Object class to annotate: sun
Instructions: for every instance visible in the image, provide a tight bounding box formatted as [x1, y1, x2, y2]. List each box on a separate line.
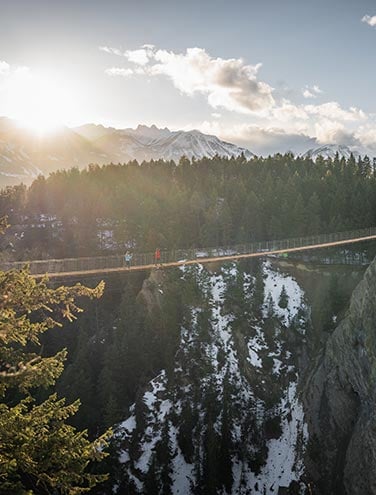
[7, 71, 75, 136]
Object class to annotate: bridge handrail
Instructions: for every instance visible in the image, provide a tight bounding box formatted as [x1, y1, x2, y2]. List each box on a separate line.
[1, 226, 376, 276]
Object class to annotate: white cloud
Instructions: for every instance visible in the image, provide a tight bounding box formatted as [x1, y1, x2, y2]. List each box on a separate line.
[103, 45, 275, 114]
[362, 14, 376, 27]
[354, 124, 376, 151]
[0, 61, 30, 94]
[194, 120, 317, 155]
[303, 89, 314, 98]
[99, 46, 123, 56]
[125, 47, 154, 66]
[0, 61, 10, 76]
[304, 102, 366, 122]
[271, 99, 309, 123]
[302, 84, 323, 98]
[100, 44, 155, 65]
[101, 44, 373, 150]
[315, 120, 348, 144]
[150, 47, 274, 114]
[105, 67, 134, 77]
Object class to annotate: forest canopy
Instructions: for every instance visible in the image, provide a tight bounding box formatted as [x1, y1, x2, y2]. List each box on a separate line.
[0, 152, 375, 259]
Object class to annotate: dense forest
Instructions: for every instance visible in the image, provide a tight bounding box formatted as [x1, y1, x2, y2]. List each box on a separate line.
[1, 153, 376, 493]
[0, 152, 376, 260]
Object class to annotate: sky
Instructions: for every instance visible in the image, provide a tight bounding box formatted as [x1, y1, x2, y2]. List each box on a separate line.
[1, 0, 376, 154]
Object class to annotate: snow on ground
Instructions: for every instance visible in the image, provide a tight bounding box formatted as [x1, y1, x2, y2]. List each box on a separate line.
[262, 382, 306, 487]
[170, 425, 195, 494]
[263, 260, 305, 324]
[209, 265, 240, 379]
[234, 381, 307, 494]
[116, 261, 308, 494]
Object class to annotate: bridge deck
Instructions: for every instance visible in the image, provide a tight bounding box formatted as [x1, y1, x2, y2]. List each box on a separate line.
[0, 228, 376, 278]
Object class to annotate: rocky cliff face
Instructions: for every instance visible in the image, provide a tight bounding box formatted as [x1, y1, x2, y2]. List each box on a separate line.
[304, 257, 376, 494]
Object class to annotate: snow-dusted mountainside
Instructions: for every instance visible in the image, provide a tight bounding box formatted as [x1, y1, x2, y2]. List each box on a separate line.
[0, 119, 255, 185]
[301, 144, 360, 161]
[81, 124, 255, 162]
[112, 261, 309, 494]
[0, 118, 112, 185]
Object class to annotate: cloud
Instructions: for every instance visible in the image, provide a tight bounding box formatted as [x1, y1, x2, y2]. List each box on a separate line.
[150, 47, 275, 114]
[102, 45, 275, 114]
[195, 120, 318, 156]
[354, 124, 376, 151]
[125, 46, 154, 66]
[304, 102, 365, 122]
[302, 84, 323, 98]
[0, 61, 10, 76]
[303, 89, 314, 98]
[101, 44, 373, 150]
[271, 99, 309, 124]
[362, 14, 376, 27]
[0, 61, 30, 93]
[314, 119, 361, 146]
[100, 44, 155, 65]
[105, 67, 134, 77]
[99, 46, 123, 56]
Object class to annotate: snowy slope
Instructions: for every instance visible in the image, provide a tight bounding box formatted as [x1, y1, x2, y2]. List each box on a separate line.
[89, 125, 255, 162]
[114, 261, 309, 494]
[0, 118, 112, 185]
[301, 144, 360, 161]
[144, 128, 255, 161]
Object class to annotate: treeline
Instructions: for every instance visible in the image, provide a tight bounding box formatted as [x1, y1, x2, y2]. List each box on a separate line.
[1, 152, 376, 258]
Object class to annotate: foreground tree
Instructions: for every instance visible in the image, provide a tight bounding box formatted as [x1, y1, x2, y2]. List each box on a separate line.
[0, 218, 110, 494]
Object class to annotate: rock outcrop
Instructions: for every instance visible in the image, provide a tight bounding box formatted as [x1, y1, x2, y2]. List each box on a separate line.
[304, 257, 376, 494]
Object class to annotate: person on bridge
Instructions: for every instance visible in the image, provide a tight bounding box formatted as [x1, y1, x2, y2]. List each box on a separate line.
[154, 248, 161, 267]
[124, 251, 132, 269]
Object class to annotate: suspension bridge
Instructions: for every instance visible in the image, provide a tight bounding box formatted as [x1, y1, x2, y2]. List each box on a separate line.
[1, 226, 376, 279]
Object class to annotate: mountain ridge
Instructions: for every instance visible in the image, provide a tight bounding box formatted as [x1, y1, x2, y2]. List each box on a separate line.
[301, 144, 361, 161]
[0, 119, 255, 186]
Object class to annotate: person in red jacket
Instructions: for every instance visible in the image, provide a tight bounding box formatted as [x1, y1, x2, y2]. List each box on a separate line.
[154, 248, 161, 266]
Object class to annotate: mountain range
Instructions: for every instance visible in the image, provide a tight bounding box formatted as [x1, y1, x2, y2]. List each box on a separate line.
[0, 118, 254, 186]
[0, 117, 371, 186]
[301, 144, 361, 161]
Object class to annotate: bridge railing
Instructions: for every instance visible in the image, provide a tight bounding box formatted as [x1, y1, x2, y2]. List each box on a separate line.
[1, 226, 376, 276]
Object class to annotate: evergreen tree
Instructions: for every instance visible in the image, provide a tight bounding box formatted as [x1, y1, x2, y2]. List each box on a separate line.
[218, 372, 233, 493]
[0, 221, 109, 493]
[156, 421, 173, 495]
[251, 260, 264, 318]
[265, 292, 275, 318]
[278, 285, 289, 309]
[178, 400, 195, 463]
[144, 455, 160, 495]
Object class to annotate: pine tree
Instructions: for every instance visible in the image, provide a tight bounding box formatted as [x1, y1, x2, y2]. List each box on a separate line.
[218, 372, 233, 493]
[156, 421, 173, 495]
[278, 285, 289, 309]
[178, 400, 195, 463]
[265, 292, 275, 318]
[251, 260, 264, 318]
[0, 219, 109, 493]
[144, 455, 160, 495]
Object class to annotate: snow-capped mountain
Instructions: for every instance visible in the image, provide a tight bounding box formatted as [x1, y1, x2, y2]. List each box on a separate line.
[301, 144, 361, 161]
[78, 124, 255, 162]
[0, 119, 255, 186]
[0, 118, 113, 186]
